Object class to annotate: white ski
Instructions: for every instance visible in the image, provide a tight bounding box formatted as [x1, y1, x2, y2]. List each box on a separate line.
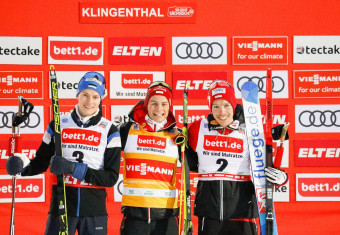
[241, 81, 278, 235]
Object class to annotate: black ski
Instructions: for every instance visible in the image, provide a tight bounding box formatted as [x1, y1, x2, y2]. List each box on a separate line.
[49, 65, 68, 235]
[178, 82, 193, 235]
[265, 69, 274, 235]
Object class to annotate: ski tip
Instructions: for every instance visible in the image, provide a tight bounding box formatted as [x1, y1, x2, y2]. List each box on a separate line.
[241, 81, 258, 103]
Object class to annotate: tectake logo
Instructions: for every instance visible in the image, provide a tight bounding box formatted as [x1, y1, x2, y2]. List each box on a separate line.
[137, 135, 167, 149]
[172, 37, 227, 65]
[0, 37, 42, 65]
[294, 36, 340, 63]
[296, 46, 304, 54]
[111, 105, 134, 126]
[109, 37, 165, 65]
[203, 135, 243, 153]
[48, 36, 104, 65]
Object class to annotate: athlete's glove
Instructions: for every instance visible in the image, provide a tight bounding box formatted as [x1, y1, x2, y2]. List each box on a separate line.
[6, 153, 30, 175]
[50, 156, 88, 181]
[264, 166, 288, 185]
[12, 98, 34, 127]
[233, 104, 245, 124]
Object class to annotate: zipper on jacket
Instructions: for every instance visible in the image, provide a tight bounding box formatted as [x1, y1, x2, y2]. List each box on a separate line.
[220, 180, 223, 221]
[77, 188, 80, 217]
[148, 207, 151, 224]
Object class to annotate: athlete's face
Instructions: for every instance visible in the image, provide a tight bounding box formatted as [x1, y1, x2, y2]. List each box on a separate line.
[77, 89, 101, 117]
[211, 99, 234, 128]
[147, 95, 170, 123]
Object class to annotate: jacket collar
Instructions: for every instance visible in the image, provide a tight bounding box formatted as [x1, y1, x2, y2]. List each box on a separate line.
[128, 101, 176, 132]
[207, 113, 240, 135]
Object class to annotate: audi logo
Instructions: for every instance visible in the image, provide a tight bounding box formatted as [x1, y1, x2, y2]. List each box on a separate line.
[0, 111, 41, 128]
[175, 42, 224, 59]
[236, 76, 285, 93]
[298, 110, 340, 127]
[117, 180, 123, 195]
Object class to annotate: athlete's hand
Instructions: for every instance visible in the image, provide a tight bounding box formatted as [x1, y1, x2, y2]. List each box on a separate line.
[265, 167, 288, 185]
[6, 153, 30, 175]
[50, 156, 75, 175]
[50, 156, 88, 181]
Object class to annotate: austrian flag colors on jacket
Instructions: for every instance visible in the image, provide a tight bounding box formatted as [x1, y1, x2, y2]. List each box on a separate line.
[122, 123, 179, 208]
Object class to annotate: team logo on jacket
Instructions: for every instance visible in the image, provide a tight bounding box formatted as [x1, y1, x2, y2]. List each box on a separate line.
[137, 135, 167, 149]
[203, 135, 243, 153]
[62, 128, 101, 146]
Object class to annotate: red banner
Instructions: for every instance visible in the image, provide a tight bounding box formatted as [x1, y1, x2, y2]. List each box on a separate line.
[79, 1, 196, 24]
[294, 70, 340, 98]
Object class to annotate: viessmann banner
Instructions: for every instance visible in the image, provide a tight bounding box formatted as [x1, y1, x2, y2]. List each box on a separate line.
[79, 1, 196, 24]
[294, 70, 340, 98]
[0, 71, 43, 99]
[232, 36, 288, 65]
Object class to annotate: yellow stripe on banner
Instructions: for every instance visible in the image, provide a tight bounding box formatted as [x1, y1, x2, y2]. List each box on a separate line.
[122, 195, 178, 209]
[129, 127, 178, 138]
[124, 152, 177, 163]
[123, 179, 176, 189]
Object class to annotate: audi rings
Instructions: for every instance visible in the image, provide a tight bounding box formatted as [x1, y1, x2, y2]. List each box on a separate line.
[175, 42, 224, 59]
[0, 111, 40, 128]
[298, 110, 340, 127]
[236, 76, 285, 93]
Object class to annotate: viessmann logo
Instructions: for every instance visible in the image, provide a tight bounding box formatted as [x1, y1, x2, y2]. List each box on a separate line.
[296, 72, 340, 85]
[0, 73, 39, 86]
[237, 41, 283, 51]
[48, 36, 104, 65]
[203, 135, 243, 153]
[125, 158, 175, 183]
[137, 135, 167, 149]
